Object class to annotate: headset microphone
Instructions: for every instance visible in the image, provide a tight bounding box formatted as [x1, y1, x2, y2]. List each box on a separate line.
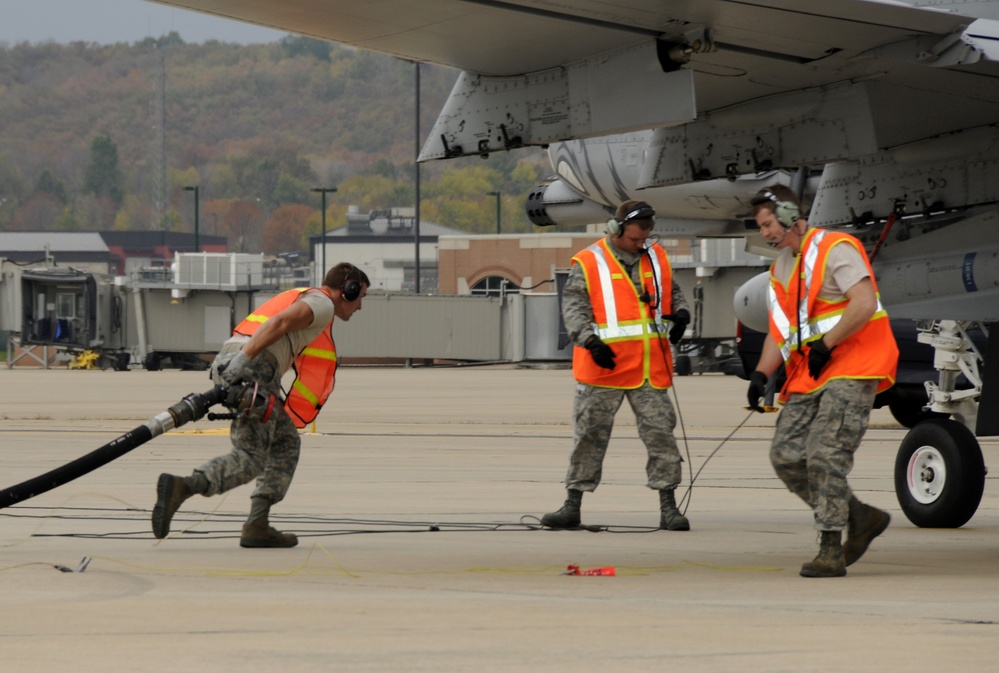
[767, 226, 790, 249]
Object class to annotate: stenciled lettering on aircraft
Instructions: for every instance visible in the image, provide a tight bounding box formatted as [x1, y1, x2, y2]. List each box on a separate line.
[963, 252, 978, 292]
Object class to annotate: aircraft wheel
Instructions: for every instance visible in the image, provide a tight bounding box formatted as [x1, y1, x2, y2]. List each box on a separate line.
[674, 355, 692, 376]
[894, 419, 985, 528]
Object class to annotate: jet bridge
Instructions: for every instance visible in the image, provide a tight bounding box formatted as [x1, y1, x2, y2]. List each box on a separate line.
[5, 253, 275, 370]
[15, 267, 130, 369]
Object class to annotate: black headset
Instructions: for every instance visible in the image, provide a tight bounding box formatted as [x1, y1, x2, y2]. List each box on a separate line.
[754, 190, 800, 229]
[341, 264, 362, 302]
[606, 202, 656, 237]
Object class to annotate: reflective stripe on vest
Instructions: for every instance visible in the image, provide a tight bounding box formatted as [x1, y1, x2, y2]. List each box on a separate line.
[235, 287, 312, 334]
[591, 245, 667, 340]
[286, 339, 339, 426]
[768, 230, 825, 360]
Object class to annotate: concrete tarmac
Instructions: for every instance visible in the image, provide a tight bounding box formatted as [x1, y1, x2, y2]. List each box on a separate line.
[1, 364, 997, 672]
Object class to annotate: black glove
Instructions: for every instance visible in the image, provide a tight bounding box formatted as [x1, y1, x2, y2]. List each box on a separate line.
[808, 337, 833, 379]
[584, 335, 616, 370]
[668, 309, 690, 345]
[747, 371, 768, 413]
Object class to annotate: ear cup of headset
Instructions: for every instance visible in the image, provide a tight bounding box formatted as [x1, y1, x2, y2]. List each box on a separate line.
[753, 189, 800, 229]
[775, 200, 800, 229]
[342, 278, 361, 302]
[606, 218, 622, 237]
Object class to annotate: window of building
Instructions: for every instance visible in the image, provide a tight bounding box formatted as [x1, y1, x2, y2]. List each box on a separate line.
[470, 276, 519, 297]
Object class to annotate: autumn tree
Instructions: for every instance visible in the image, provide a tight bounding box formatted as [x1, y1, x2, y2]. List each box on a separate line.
[263, 204, 315, 254]
[0, 40, 548, 236]
[279, 35, 331, 62]
[201, 199, 233, 239]
[225, 144, 317, 210]
[421, 164, 502, 232]
[113, 194, 152, 231]
[10, 193, 63, 231]
[76, 193, 119, 230]
[222, 198, 267, 252]
[272, 172, 311, 206]
[83, 134, 125, 208]
[33, 170, 67, 203]
[335, 173, 412, 213]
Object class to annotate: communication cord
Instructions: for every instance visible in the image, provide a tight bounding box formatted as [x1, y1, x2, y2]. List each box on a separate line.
[644, 237, 700, 516]
[645, 245, 761, 516]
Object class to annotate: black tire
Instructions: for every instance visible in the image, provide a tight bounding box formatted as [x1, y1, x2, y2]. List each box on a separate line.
[674, 354, 692, 376]
[112, 352, 131, 372]
[894, 419, 986, 528]
[144, 353, 162, 372]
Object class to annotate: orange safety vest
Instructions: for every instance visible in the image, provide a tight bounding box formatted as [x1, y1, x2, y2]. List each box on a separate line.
[234, 287, 337, 428]
[572, 238, 674, 389]
[768, 228, 898, 402]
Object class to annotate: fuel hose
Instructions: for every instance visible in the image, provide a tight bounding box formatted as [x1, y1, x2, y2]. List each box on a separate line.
[0, 386, 225, 509]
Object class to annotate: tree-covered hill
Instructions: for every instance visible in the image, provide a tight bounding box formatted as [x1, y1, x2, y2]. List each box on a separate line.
[0, 34, 550, 252]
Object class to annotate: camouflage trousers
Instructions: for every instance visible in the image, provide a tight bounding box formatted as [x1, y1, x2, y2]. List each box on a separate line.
[197, 351, 300, 504]
[771, 378, 877, 531]
[565, 381, 682, 492]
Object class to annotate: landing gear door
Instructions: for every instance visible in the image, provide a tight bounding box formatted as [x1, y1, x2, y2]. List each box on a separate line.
[976, 322, 999, 437]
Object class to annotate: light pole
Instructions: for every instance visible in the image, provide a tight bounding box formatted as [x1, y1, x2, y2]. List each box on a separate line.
[183, 185, 199, 252]
[487, 191, 501, 234]
[414, 61, 421, 294]
[312, 187, 337, 275]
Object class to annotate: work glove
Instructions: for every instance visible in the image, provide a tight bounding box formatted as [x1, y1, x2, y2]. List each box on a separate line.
[807, 337, 833, 380]
[668, 309, 690, 345]
[220, 350, 251, 386]
[746, 371, 768, 413]
[584, 334, 616, 370]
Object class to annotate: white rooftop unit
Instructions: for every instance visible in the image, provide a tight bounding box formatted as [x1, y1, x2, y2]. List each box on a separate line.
[172, 252, 265, 290]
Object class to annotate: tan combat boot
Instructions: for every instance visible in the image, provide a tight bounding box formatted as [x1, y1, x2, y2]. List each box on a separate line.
[152, 473, 193, 539]
[240, 516, 298, 548]
[844, 497, 890, 566]
[800, 530, 847, 578]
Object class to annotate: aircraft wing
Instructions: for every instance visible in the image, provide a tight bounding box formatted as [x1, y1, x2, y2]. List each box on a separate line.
[149, 2, 999, 174]
[146, 1, 984, 78]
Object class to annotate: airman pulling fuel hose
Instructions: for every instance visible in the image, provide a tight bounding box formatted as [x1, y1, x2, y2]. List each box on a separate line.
[0, 385, 227, 509]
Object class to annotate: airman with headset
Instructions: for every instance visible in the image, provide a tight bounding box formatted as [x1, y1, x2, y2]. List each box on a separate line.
[748, 185, 897, 577]
[152, 262, 370, 548]
[541, 199, 693, 531]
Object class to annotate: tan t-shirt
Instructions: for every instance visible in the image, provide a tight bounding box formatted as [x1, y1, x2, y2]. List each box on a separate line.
[771, 236, 869, 301]
[220, 290, 335, 374]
